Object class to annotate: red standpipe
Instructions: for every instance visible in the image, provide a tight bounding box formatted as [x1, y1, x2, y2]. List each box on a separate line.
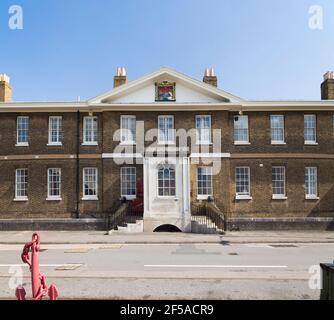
[15, 232, 59, 300]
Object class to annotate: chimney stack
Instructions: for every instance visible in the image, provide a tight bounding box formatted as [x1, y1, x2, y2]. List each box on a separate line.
[114, 67, 127, 88]
[203, 68, 218, 87]
[0, 74, 12, 102]
[321, 71, 334, 100]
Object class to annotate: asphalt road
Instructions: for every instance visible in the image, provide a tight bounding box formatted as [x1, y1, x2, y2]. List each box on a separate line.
[0, 242, 332, 300]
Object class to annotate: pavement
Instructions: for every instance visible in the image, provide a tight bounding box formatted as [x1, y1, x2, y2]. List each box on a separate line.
[0, 230, 333, 245]
[0, 241, 332, 300]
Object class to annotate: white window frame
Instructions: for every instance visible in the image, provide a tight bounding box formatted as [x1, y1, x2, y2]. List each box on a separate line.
[16, 116, 29, 147]
[234, 115, 250, 145]
[15, 168, 28, 201]
[121, 167, 137, 200]
[83, 116, 98, 145]
[196, 115, 212, 145]
[304, 115, 317, 145]
[157, 165, 176, 198]
[197, 167, 213, 200]
[48, 116, 62, 146]
[82, 168, 98, 200]
[270, 115, 285, 144]
[272, 166, 287, 200]
[120, 115, 136, 145]
[305, 167, 319, 200]
[158, 115, 175, 145]
[235, 167, 252, 200]
[47, 168, 62, 201]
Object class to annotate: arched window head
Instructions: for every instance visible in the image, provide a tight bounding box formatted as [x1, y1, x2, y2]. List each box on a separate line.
[158, 165, 176, 197]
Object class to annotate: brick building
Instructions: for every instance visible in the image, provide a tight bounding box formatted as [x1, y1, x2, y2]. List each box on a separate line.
[0, 68, 334, 231]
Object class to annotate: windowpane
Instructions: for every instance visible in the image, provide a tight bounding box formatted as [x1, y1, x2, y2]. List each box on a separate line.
[48, 168, 61, 198]
[304, 115, 316, 142]
[17, 116, 29, 144]
[84, 117, 98, 143]
[158, 116, 174, 144]
[49, 116, 62, 144]
[271, 115, 284, 142]
[236, 167, 250, 196]
[15, 169, 28, 198]
[305, 167, 317, 197]
[158, 165, 176, 196]
[234, 116, 249, 143]
[272, 167, 286, 196]
[197, 167, 213, 196]
[121, 167, 136, 197]
[121, 116, 136, 143]
[196, 115, 211, 144]
[83, 168, 98, 197]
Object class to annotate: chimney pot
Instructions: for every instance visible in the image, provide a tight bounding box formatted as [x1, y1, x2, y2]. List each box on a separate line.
[203, 67, 218, 87]
[114, 67, 128, 88]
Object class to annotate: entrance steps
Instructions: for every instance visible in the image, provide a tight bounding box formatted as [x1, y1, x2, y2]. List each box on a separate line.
[108, 217, 143, 234]
[191, 216, 224, 234]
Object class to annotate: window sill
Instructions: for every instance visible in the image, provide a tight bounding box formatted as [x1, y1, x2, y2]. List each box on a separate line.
[272, 195, 288, 200]
[234, 142, 251, 145]
[46, 197, 62, 201]
[82, 142, 98, 146]
[271, 141, 286, 145]
[235, 195, 253, 201]
[120, 142, 136, 146]
[14, 197, 28, 202]
[82, 197, 99, 201]
[305, 195, 320, 200]
[121, 195, 137, 200]
[305, 141, 318, 145]
[47, 143, 63, 147]
[197, 195, 213, 200]
[15, 143, 29, 147]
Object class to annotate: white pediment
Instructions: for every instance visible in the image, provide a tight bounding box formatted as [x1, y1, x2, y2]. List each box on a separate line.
[88, 67, 243, 105]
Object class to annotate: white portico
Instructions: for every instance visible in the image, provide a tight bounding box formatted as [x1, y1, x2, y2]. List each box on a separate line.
[143, 157, 191, 232]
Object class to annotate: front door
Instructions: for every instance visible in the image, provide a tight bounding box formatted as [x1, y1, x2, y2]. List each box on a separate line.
[143, 157, 191, 232]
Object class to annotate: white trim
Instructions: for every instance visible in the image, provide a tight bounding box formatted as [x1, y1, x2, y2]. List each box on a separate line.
[272, 195, 288, 200]
[305, 195, 320, 200]
[47, 142, 63, 147]
[15, 143, 29, 147]
[304, 141, 318, 145]
[14, 197, 28, 202]
[46, 197, 62, 201]
[235, 195, 253, 200]
[197, 195, 213, 200]
[271, 141, 286, 145]
[82, 142, 98, 146]
[82, 196, 99, 201]
[102, 153, 143, 159]
[190, 153, 231, 158]
[234, 141, 251, 145]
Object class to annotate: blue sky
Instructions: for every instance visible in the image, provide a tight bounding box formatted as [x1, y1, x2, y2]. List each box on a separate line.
[0, 0, 333, 101]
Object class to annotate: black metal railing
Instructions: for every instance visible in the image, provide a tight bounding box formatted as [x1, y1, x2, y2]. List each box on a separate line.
[191, 202, 226, 232]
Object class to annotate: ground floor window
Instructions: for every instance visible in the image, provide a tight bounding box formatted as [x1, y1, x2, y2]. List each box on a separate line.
[83, 168, 98, 200]
[47, 168, 61, 200]
[121, 167, 136, 199]
[197, 167, 213, 199]
[158, 165, 176, 197]
[15, 169, 28, 200]
[272, 166, 286, 199]
[305, 167, 318, 199]
[235, 167, 251, 198]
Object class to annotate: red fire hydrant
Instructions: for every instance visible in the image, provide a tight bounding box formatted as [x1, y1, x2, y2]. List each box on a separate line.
[15, 232, 59, 300]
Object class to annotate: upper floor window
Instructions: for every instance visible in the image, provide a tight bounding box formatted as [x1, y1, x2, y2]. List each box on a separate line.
[16, 116, 29, 146]
[197, 167, 213, 199]
[158, 165, 176, 197]
[121, 167, 136, 199]
[158, 115, 175, 144]
[234, 115, 249, 144]
[272, 166, 286, 199]
[47, 168, 61, 200]
[235, 167, 251, 199]
[83, 168, 98, 200]
[83, 116, 98, 145]
[48, 116, 62, 145]
[121, 115, 136, 144]
[15, 168, 28, 201]
[304, 115, 317, 144]
[270, 115, 285, 144]
[196, 115, 212, 144]
[305, 167, 318, 200]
